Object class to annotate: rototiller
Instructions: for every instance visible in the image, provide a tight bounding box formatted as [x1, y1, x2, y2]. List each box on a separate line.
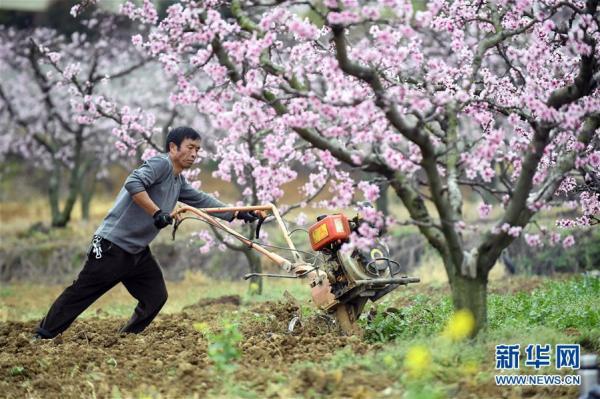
[172, 204, 420, 334]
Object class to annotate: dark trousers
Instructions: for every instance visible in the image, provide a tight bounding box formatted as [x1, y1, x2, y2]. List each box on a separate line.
[35, 237, 168, 338]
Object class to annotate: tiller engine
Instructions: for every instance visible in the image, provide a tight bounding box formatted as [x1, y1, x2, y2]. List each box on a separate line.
[172, 204, 419, 335]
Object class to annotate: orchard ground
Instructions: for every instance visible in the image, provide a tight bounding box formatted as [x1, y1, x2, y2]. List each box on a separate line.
[1, 272, 598, 399]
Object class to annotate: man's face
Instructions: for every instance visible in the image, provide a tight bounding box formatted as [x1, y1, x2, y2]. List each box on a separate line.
[170, 138, 201, 169]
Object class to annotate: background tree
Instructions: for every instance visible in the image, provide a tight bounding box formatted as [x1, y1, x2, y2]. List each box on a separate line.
[0, 14, 153, 227]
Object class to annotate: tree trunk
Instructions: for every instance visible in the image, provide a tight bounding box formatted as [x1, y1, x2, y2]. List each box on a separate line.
[50, 134, 86, 228]
[376, 181, 389, 216]
[243, 248, 263, 295]
[376, 181, 389, 233]
[81, 187, 93, 220]
[449, 272, 488, 336]
[56, 170, 81, 227]
[51, 165, 82, 227]
[49, 159, 63, 227]
[80, 167, 97, 221]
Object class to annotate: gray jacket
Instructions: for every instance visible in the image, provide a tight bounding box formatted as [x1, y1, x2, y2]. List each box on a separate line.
[95, 154, 234, 254]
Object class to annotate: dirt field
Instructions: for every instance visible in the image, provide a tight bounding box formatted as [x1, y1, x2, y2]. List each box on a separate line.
[1, 323, 575, 399]
[1, 285, 581, 399]
[0, 295, 383, 398]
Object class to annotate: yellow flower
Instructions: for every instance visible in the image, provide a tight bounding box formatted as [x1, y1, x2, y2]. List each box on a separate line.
[193, 322, 210, 334]
[404, 345, 431, 377]
[442, 309, 475, 341]
[249, 282, 260, 294]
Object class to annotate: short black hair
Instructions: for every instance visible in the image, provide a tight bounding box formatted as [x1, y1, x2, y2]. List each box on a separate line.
[165, 126, 201, 152]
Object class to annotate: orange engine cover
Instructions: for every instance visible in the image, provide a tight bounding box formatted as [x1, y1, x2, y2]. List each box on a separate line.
[308, 214, 351, 251]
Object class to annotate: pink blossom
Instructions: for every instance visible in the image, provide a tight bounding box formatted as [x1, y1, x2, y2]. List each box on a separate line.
[549, 232, 561, 246]
[342, 0, 358, 7]
[328, 11, 360, 25]
[558, 176, 577, 194]
[562, 235, 575, 249]
[362, 6, 380, 20]
[47, 52, 61, 63]
[478, 203, 492, 218]
[580, 192, 600, 216]
[341, 233, 374, 255]
[508, 226, 522, 237]
[357, 181, 380, 202]
[119, 2, 135, 18]
[70, 4, 81, 17]
[131, 34, 143, 48]
[141, 148, 159, 161]
[323, 175, 355, 209]
[120, 0, 158, 25]
[302, 171, 327, 197]
[115, 141, 128, 154]
[63, 63, 81, 80]
[288, 18, 319, 40]
[481, 167, 495, 182]
[556, 219, 574, 228]
[319, 150, 340, 170]
[524, 233, 543, 247]
[350, 152, 363, 165]
[588, 151, 600, 168]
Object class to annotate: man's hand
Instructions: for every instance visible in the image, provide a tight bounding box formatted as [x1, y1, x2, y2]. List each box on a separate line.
[235, 210, 260, 223]
[153, 210, 173, 229]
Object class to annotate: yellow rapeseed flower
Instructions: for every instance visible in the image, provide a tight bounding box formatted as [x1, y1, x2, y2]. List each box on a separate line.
[249, 282, 260, 294]
[404, 345, 431, 377]
[193, 321, 210, 335]
[442, 309, 475, 341]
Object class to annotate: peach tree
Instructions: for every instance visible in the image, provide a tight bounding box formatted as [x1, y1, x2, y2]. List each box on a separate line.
[71, 0, 599, 333]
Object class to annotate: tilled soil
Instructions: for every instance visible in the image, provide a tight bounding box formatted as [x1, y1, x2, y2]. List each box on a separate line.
[0, 296, 380, 398]
[0, 291, 579, 399]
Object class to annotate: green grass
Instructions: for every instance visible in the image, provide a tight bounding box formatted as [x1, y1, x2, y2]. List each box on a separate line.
[361, 293, 454, 341]
[224, 276, 597, 398]
[488, 277, 600, 331]
[359, 276, 600, 344]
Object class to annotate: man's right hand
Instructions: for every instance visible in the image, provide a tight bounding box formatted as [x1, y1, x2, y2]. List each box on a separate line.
[235, 210, 260, 223]
[153, 210, 173, 229]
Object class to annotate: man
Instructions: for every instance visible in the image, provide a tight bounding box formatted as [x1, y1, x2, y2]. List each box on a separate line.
[34, 126, 259, 339]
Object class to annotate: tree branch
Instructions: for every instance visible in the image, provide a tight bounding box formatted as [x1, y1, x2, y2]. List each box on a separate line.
[330, 23, 462, 269]
[476, 1, 599, 272]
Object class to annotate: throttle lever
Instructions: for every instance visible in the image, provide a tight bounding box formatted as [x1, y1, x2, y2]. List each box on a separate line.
[255, 216, 266, 239]
[172, 218, 181, 241]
